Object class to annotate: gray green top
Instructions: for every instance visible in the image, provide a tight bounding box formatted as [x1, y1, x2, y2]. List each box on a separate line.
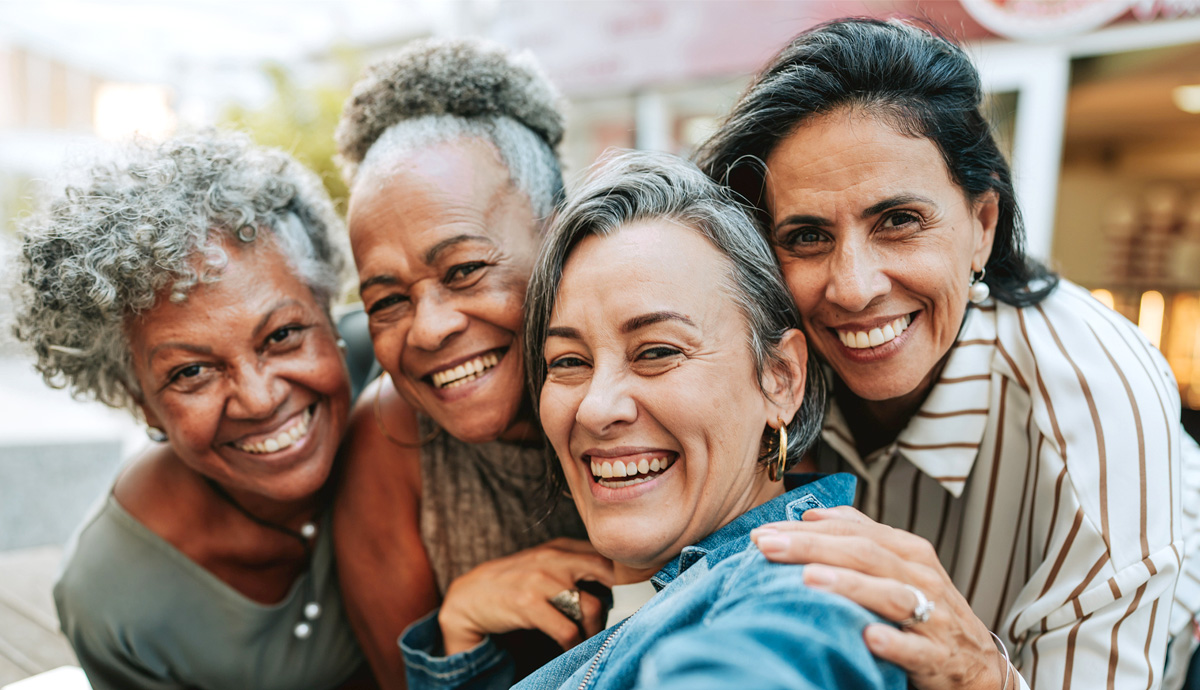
[54, 493, 363, 690]
[418, 415, 587, 594]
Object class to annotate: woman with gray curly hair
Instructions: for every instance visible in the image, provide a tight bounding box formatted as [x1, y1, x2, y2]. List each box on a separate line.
[331, 38, 608, 687]
[12, 132, 368, 689]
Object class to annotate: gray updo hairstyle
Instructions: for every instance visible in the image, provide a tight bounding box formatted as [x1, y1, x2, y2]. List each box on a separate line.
[335, 37, 565, 220]
[524, 150, 827, 488]
[10, 131, 349, 413]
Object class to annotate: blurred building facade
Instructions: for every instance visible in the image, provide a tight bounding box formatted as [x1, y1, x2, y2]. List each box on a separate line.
[472, 0, 1200, 411]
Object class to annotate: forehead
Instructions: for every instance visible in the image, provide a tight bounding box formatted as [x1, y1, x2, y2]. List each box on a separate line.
[552, 220, 735, 326]
[764, 112, 957, 204]
[347, 138, 532, 254]
[127, 242, 315, 346]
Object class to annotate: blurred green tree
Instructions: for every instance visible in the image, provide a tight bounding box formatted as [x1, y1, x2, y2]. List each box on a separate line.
[221, 48, 360, 215]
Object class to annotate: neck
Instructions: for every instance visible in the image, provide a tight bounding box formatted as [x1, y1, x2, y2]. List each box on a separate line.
[497, 398, 542, 445]
[836, 354, 949, 458]
[611, 474, 785, 586]
[206, 476, 324, 531]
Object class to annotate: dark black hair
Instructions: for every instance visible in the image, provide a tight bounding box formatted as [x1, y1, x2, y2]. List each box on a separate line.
[696, 17, 1057, 307]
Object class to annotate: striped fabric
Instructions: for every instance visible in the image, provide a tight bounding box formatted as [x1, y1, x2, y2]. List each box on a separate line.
[813, 280, 1199, 690]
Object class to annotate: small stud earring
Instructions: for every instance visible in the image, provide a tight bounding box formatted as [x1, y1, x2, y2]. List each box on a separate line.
[336, 338, 347, 352]
[969, 268, 990, 304]
[146, 427, 168, 443]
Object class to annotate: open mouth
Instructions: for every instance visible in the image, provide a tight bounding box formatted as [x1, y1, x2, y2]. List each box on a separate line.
[428, 350, 503, 390]
[834, 313, 914, 350]
[234, 404, 314, 455]
[589, 453, 676, 489]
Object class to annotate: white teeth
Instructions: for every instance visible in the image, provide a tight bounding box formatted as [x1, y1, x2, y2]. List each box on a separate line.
[590, 455, 674, 487]
[838, 315, 912, 350]
[237, 407, 312, 454]
[431, 352, 501, 389]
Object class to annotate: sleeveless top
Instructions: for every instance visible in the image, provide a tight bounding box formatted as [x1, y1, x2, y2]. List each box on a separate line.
[417, 415, 588, 594]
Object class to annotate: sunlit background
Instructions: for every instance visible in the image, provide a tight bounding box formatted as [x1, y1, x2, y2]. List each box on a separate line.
[2, 0, 1200, 683]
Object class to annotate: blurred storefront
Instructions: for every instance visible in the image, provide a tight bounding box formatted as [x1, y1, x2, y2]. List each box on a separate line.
[481, 0, 1200, 413]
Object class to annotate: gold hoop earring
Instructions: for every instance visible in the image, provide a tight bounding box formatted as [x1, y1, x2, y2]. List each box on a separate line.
[768, 417, 788, 482]
[373, 374, 442, 448]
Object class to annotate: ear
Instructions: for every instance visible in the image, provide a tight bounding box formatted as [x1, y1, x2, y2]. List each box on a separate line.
[971, 190, 999, 273]
[760, 328, 808, 427]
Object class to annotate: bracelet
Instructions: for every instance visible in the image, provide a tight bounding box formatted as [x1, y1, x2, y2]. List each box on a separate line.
[989, 631, 1012, 690]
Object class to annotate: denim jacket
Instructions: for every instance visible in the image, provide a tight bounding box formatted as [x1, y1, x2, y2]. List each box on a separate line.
[401, 473, 904, 690]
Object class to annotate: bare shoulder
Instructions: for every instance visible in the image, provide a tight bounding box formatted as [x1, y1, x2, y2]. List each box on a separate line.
[111, 444, 206, 546]
[336, 376, 424, 518]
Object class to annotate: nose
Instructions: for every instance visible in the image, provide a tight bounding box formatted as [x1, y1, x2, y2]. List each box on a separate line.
[825, 241, 890, 312]
[407, 289, 469, 352]
[574, 363, 637, 437]
[226, 360, 288, 420]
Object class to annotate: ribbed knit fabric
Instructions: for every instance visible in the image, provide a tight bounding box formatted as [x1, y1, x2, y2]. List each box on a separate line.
[417, 415, 587, 595]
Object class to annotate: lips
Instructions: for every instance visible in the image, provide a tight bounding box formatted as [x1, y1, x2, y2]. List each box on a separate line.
[427, 350, 503, 389]
[834, 313, 913, 350]
[587, 452, 677, 489]
[233, 405, 313, 454]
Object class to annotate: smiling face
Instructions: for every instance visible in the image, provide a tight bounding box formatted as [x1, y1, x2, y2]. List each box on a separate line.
[126, 239, 350, 504]
[539, 220, 788, 580]
[348, 139, 540, 444]
[764, 111, 996, 404]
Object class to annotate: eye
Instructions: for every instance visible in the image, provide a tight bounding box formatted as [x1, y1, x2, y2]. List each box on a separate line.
[367, 293, 409, 315]
[639, 345, 681, 360]
[446, 262, 486, 284]
[171, 364, 204, 382]
[881, 211, 921, 229]
[265, 325, 303, 345]
[548, 355, 589, 370]
[781, 227, 828, 252]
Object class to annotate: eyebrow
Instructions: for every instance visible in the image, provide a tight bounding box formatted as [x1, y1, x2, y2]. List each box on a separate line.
[145, 298, 300, 363]
[424, 234, 494, 265]
[359, 234, 495, 294]
[545, 311, 697, 341]
[773, 194, 937, 232]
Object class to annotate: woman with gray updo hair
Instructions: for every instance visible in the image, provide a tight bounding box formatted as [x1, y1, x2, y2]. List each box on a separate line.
[12, 132, 369, 690]
[331, 38, 598, 688]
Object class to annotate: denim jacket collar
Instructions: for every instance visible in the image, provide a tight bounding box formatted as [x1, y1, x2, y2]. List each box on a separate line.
[650, 473, 857, 590]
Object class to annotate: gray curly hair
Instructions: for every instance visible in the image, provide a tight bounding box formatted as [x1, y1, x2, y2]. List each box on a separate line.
[335, 37, 565, 219]
[10, 131, 349, 413]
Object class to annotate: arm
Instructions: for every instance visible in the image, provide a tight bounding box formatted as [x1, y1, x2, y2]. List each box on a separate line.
[334, 378, 441, 690]
[636, 558, 905, 690]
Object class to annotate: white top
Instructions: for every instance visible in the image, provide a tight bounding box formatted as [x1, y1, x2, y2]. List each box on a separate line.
[605, 580, 657, 629]
[813, 280, 1199, 690]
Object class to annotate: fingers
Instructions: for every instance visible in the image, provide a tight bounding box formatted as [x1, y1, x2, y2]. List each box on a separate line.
[862, 623, 937, 674]
[752, 515, 940, 568]
[578, 590, 606, 639]
[802, 564, 937, 625]
[527, 599, 583, 650]
[753, 528, 912, 579]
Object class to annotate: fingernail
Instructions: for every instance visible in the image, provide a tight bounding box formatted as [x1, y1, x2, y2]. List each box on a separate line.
[803, 565, 835, 587]
[751, 526, 778, 537]
[755, 534, 787, 554]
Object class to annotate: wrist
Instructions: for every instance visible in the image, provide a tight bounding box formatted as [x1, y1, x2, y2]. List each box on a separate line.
[988, 631, 1012, 690]
[437, 608, 484, 656]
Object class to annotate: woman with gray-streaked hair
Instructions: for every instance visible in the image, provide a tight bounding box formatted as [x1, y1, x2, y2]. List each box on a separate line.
[331, 38, 605, 687]
[399, 149, 902, 690]
[10, 132, 369, 690]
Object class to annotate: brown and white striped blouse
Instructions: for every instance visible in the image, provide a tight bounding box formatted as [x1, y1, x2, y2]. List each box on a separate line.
[812, 280, 1199, 690]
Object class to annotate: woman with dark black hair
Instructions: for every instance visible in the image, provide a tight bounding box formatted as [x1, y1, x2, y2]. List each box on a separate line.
[699, 17, 1199, 690]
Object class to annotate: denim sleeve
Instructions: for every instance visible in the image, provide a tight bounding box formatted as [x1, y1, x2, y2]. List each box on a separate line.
[400, 609, 515, 690]
[635, 555, 905, 690]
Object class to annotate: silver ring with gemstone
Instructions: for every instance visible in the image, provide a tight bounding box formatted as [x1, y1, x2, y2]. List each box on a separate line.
[897, 584, 935, 627]
[549, 588, 583, 623]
